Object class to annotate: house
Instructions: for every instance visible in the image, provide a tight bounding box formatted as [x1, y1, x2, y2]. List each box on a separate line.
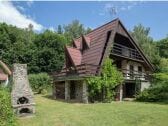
[52, 18, 154, 103]
[0, 60, 12, 86]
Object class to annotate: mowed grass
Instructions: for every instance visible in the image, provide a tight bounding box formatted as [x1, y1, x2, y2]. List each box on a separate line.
[18, 95, 168, 126]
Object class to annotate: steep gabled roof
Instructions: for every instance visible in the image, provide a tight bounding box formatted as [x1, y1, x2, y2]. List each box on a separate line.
[65, 46, 82, 66]
[82, 35, 91, 48]
[116, 20, 154, 71]
[64, 18, 154, 75]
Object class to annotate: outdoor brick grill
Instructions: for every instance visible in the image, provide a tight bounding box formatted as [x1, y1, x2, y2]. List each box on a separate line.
[11, 64, 35, 116]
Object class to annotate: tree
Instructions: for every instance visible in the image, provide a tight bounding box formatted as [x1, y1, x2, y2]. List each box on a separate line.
[130, 24, 160, 70]
[63, 20, 91, 42]
[156, 37, 168, 58]
[33, 30, 67, 73]
[57, 25, 63, 34]
[0, 23, 67, 73]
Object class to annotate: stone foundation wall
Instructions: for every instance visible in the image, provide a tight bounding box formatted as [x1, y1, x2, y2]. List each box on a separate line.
[62, 80, 88, 103]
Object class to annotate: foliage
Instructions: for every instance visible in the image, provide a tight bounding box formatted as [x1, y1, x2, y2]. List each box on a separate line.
[87, 58, 124, 102]
[63, 20, 91, 42]
[0, 23, 67, 73]
[33, 30, 67, 73]
[57, 25, 63, 34]
[156, 37, 168, 58]
[130, 24, 161, 70]
[158, 58, 168, 73]
[0, 87, 16, 126]
[136, 72, 168, 102]
[28, 73, 53, 94]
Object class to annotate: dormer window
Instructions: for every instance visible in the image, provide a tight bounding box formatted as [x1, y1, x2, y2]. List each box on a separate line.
[80, 35, 90, 53]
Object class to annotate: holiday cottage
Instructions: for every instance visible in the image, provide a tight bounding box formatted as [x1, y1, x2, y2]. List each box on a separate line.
[52, 19, 154, 103]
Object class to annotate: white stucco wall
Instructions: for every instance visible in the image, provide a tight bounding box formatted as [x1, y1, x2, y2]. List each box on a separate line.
[121, 60, 146, 80]
[141, 81, 151, 91]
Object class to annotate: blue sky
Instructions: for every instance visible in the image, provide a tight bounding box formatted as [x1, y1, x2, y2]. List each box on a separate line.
[0, 1, 168, 40]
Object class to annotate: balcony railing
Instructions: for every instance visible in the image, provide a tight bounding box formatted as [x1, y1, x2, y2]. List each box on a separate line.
[111, 43, 143, 61]
[53, 64, 150, 81]
[120, 69, 150, 81]
[52, 64, 100, 79]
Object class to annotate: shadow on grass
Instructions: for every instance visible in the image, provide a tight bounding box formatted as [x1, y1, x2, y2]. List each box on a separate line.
[42, 94, 84, 104]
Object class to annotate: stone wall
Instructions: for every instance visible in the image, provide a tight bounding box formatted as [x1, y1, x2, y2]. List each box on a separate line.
[63, 80, 88, 103]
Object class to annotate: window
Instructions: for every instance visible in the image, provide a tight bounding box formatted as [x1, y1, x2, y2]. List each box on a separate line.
[138, 66, 142, 72]
[138, 66, 142, 76]
[130, 65, 134, 72]
[129, 65, 134, 79]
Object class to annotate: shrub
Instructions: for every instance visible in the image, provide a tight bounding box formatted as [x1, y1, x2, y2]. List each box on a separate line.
[87, 58, 124, 102]
[0, 87, 16, 126]
[136, 73, 168, 102]
[28, 73, 53, 94]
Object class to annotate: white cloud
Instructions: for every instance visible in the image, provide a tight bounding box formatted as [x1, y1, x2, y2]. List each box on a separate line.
[0, 1, 43, 31]
[103, 1, 145, 15]
[27, 0, 34, 7]
[17, 5, 25, 12]
[104, 3, 114, 12]
[49, 27, 55, 32]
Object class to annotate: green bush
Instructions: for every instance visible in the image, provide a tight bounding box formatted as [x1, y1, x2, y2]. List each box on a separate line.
[0, 88, 16, 126]
[29, 73, 53, 94]
[87, 58, 124, 102]
[136, 73, 168, 102]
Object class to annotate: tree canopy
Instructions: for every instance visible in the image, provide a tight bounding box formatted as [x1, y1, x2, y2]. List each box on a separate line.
[130, 24, 161, 71]
[63, 20, 91, 42]
[0, 23, 67, 73]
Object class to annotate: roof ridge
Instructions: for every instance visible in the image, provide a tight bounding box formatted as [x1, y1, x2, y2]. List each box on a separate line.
[73, 18, 119, 40]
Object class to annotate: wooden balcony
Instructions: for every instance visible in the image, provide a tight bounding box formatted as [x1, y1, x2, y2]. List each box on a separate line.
[120, 69, 150, 81]
[52, 64, 100, 80]
[111, 43, 143, 62]
[53, 64, 150, 81]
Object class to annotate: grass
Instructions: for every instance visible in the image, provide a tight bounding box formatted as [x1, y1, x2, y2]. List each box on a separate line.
[18, 95, 168, 126]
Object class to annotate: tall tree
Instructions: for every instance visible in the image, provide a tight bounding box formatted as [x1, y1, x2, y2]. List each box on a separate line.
[57, 25, 63, 34]
[33, 30, 67, 73]
[156, 37, 168, 58]
[130, 24, 160, 69]
[0, 23, 67, 73]
[63, 20, 91, 42]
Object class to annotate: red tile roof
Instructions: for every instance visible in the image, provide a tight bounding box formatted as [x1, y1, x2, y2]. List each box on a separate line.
[82, 35, 91, 48]
[66, 46, 82, 66]
[73, 19, 117, 66]
[65, 19, 117, 67]
[62, 18, 154, 76]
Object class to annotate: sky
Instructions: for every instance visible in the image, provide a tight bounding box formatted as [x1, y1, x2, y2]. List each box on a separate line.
[0, 1, 168, 40]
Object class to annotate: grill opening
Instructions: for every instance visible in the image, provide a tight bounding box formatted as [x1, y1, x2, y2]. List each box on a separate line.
[19, 108, 31, 114]
[17, 97, 29, 104]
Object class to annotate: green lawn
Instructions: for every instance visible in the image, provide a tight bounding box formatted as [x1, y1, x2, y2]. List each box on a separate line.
[18, 95, 168, 126]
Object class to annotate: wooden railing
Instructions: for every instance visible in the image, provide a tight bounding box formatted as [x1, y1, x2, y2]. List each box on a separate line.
[52, 64, 100, 78]
[53, 64, 150, 81]
[111, 43, 143, 61]
[119, 69, 150, 81]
